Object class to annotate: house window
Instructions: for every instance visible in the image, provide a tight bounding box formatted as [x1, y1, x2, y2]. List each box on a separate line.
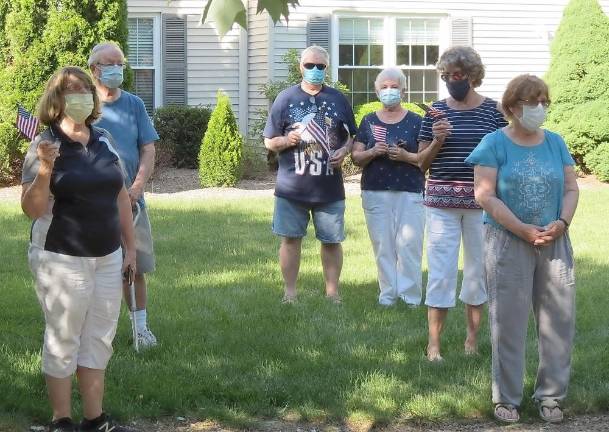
[128, 17, 159, 115]
[337, 16, 440, 105]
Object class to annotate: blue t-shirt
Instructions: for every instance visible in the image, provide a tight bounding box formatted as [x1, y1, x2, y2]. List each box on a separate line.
[264, 84, 357, 204]
[95, 90, 159, 205]
[356, 111, 424, 192]
[465, 129, 575, 229]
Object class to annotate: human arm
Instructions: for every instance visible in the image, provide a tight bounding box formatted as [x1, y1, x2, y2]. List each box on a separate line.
[388, 145, 418, 166]
[129, 142, 155, 204]
[417, 118, 451, 172]
[264, 129, 301, 152]
[351, 140, 388, 168]
[21, 140, 59, 219]
[117, 186, 136, 274]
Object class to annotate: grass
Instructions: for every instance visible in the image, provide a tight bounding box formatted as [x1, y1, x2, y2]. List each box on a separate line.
[1, 189, 608, 429]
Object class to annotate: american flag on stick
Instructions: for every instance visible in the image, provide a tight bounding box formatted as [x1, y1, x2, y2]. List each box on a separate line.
[305, 118, 332, 155]
[371, 124, 387, 143]
[16, 105, 40, 141]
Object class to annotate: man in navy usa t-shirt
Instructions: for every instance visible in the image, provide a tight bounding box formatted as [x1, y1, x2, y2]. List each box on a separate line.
[264, 45, 357, 304]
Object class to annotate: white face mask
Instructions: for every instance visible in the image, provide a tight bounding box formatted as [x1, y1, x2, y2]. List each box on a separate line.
[519, 103, 546, 131]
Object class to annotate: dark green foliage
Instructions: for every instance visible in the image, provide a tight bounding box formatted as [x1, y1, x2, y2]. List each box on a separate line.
[153, 105, 212, 169]
[0, 0, 129, 185]
[584, 142, 609, 181]
[199, 92, 243, 187]
[545, 0, 609, 174]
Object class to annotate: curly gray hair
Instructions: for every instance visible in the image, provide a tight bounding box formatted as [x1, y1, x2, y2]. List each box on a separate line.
[374, 67, 407, 92]
[437, 46, 485, 88]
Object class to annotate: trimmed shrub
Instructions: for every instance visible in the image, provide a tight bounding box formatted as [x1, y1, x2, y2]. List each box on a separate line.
[153, 105, 211, 169]
[0, 0, 129, 185]
[199, 92, 243, 187]
[584, 142, 609, 181]
[545, 0, 609, 171]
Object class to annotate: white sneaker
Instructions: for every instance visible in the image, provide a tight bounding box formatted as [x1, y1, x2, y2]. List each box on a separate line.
[136, 327, 158, 348]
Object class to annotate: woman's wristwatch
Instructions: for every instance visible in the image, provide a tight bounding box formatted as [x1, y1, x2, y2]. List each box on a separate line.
[558, 217, 569, 229]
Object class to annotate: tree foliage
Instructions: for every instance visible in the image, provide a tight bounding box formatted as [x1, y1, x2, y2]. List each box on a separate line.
[199, 92, 243, 187]
[545, 0, 609, 177]
[200, 0, 299, 36]
[0, 0, 129, 185]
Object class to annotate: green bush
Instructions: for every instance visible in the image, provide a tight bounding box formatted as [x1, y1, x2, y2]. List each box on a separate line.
[545, 0, 609, 172]
[153, 105, 211, 169]
[584, 142, 609, 181]
[0, 0, 129, 185]
[199, 92, 243, 187]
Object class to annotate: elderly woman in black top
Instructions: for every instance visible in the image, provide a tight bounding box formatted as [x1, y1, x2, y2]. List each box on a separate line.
[352, 67, 425, 307]
[21, 67, 136, 432]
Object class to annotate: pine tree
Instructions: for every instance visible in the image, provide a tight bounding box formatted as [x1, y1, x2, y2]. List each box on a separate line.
[199, 92, 243, 187]
[0, 0, 129, 184]
[545, 0, 609, 174]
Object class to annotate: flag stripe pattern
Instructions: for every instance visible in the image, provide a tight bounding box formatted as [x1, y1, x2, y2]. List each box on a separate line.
[371, 124, 387, 143]
[16, 105, 40, 141]
[305, 119, 331, 155]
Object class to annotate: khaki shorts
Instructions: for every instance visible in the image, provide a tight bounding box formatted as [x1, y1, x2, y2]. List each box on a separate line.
[134, 205, 155, 274]
[28, 246, 123, 378]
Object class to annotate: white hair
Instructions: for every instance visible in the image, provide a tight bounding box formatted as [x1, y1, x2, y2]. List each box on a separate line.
[375, 67, 407, 91]
[88, 42, 125, 67]
[300, 45, 330, 65]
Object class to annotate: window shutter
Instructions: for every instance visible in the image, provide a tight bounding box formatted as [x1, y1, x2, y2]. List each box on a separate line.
[306, 15, 330, 52]
[450, 16, 472, 47]
[162, 14, 187, 105]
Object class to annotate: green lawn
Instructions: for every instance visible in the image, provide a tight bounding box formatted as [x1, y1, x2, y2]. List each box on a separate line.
[1, 189, 609, 428]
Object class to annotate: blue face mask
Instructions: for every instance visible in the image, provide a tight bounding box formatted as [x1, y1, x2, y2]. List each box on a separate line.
[378, 88, 402, 107]
[303, 66, 326, 85]
[99, 65, 124, 89]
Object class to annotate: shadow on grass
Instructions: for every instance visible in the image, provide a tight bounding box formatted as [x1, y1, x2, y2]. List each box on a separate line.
[2, 201, 609, 428]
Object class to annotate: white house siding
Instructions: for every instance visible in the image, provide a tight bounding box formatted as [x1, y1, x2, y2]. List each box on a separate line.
[127, 0, 242, 123]
[247, 1, 270, 148]
[269, 0, 609, 101]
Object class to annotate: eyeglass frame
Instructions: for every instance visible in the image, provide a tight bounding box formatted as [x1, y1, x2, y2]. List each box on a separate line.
[439, 71, 468, 82]
[517, 99, 551, 108]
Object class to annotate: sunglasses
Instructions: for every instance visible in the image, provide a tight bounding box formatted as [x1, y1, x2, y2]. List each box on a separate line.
[303, 63, 327, 70]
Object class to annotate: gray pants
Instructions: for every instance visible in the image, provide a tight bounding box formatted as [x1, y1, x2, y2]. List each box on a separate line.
[484, 225, 576, 407]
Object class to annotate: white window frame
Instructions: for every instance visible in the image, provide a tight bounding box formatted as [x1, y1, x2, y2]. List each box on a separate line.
[331, 13, 451, 103]
[127, 14, 162, 109]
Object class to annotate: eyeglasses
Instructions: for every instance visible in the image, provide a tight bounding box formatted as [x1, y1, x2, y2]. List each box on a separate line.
[303, 63, 327, 70]
[518, 99, 551, 108]
[97, 63, 126, 69]
[440, 72, 468, 82]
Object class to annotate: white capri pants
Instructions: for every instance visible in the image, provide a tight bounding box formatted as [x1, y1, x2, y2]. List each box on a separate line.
[362, 190, 425, 306]
[28, 246, 123, 378]
[424, 206, 486, 308]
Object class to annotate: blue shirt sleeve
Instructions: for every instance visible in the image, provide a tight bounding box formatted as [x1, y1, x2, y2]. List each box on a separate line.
[552, 132, 575, 166]
[263, 91, 288, 139]
[355, 115, 371, 146]
[418, 112, 433, 143]
[465, 131, 500, 167]
[135, 96, 159, 147]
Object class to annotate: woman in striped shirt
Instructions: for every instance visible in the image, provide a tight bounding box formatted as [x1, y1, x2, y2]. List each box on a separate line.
[417, 46, 507, 362]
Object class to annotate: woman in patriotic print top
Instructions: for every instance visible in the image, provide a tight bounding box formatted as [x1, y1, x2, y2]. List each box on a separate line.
[417, 46, 507, 362]
[352, 67, 425, 307]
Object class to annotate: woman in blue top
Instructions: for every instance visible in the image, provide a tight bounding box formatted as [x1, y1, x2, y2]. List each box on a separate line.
[466, 75, 579, 424]
[352, 67, 425, 307]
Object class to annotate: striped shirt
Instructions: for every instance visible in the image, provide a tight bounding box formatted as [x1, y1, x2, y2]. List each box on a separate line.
[418, 98, 507, 208]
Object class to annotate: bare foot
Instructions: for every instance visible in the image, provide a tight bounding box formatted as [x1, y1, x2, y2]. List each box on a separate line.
[426, 345, 443, 362]
[464, 338, 478, 355]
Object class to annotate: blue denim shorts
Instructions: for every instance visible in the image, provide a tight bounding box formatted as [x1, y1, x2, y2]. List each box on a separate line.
[272, 196, 346, 243]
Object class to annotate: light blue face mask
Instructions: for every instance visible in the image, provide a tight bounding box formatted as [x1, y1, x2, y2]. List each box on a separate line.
[378, 88, 402, 107]
[303, 66, 326, 85]
[99, 65, 124, 89]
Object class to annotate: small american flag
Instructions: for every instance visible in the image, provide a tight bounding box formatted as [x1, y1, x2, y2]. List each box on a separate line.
[16, 105, 40, 140]
[371, 124, 387, 143]
[305, 119, 330, 152]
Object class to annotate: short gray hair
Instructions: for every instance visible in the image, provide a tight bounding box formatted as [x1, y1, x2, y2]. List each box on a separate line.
[374, 67, 407, 92]
[437, 46, 485, 87]
[88, 42, 125, 67]
[300, 45, 330, 65]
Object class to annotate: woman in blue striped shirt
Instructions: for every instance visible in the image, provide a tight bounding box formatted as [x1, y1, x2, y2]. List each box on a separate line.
[418, 46, 507, 362]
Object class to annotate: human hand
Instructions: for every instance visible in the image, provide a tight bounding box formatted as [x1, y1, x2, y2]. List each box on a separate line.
[128, 183, 144, 205]
[122, 250, 137, 279]
[387, 145, 403, 161]
[432, 118, 452, 143]
[330, 146, 348, 168]
[371, 142, 388, 157]
[517, 223, 546, 245]
[286, 130, 302, 147]
[534, 220, 567, 246]
[37, 140, 60, 167]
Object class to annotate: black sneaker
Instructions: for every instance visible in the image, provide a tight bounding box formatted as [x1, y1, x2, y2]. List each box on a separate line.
[79, 413, 137, 432]
[49, 417, 77, 432]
